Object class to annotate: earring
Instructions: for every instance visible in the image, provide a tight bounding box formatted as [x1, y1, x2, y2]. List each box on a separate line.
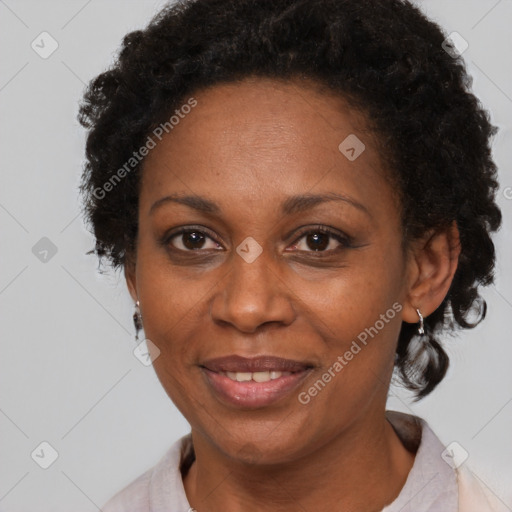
[133, 300, 143, 342]
[416, 308, 425, 336]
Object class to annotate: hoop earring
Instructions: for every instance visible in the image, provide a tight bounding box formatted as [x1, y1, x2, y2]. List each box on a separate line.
[133, 300, 143, 342]
[416, 308, 425, 336]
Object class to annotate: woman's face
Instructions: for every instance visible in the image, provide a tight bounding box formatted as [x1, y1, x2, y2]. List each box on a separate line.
[128, 78, 414, 464]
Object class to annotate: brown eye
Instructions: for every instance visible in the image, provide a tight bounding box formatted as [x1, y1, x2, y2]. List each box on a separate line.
[167, 228, 223, 252]
[288, 227, 350, 253]
[304, 232, 330, 251]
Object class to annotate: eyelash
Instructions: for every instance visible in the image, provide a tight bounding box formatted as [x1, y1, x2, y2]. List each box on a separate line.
[289, 225, 352, 252]
[163, 224, 352, 254]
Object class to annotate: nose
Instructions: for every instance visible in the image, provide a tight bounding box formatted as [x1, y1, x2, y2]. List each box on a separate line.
[210, 247, 296, 333]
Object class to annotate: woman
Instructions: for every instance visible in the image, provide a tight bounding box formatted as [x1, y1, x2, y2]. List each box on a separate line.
[78, 0, 503, 510]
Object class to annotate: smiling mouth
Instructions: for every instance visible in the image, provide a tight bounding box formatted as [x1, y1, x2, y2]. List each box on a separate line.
[200, 355, 314, 408]
[218, 370, 293, 382]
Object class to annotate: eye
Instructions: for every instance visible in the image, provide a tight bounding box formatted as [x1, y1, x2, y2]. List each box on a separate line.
[166, 227, 223, 251]
[287, 226, 351, 253]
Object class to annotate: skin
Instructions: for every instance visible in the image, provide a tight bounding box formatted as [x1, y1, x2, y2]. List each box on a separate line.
[125, 77, 460, 512]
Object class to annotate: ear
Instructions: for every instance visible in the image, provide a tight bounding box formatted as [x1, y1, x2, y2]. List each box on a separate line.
[124, 256, 138, 303]
[402, 221, 461, 324]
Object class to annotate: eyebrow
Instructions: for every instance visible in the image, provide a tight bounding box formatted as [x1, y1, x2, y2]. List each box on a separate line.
[149, 192, 370, 217]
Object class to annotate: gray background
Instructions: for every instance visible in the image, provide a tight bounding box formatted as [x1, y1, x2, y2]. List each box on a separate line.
[0, 0, 511, 510]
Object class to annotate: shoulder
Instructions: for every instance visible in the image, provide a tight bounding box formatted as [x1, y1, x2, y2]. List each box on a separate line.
[385, 410, 506, 512]
[101, 433, 193, 512]
[102, 468, 152, 512]
[456, 464, 507, 512]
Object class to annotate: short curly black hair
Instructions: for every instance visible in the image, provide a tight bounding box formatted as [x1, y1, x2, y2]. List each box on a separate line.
[78, 0, 502, 399]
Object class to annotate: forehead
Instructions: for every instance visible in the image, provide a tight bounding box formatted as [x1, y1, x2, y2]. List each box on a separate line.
[139, 77, 394, 219]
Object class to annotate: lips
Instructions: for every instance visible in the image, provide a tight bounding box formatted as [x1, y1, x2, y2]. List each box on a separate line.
[200, 355, 313, 408]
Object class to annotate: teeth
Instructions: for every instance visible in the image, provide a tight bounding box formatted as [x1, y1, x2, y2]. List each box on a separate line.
[223, 371, 292, 382]
[253, 371, 271, 382]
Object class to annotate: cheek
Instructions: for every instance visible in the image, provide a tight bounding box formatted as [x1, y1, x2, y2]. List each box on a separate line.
[297, 245, 405, 395]
[296, 281, 402, 427]
[301, 247, 405, 342]
[135, 252, 208, 415]
[135, 236, 207, 329]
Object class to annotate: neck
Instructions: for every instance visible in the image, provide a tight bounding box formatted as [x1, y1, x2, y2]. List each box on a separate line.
[183, 410, 415, 512]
